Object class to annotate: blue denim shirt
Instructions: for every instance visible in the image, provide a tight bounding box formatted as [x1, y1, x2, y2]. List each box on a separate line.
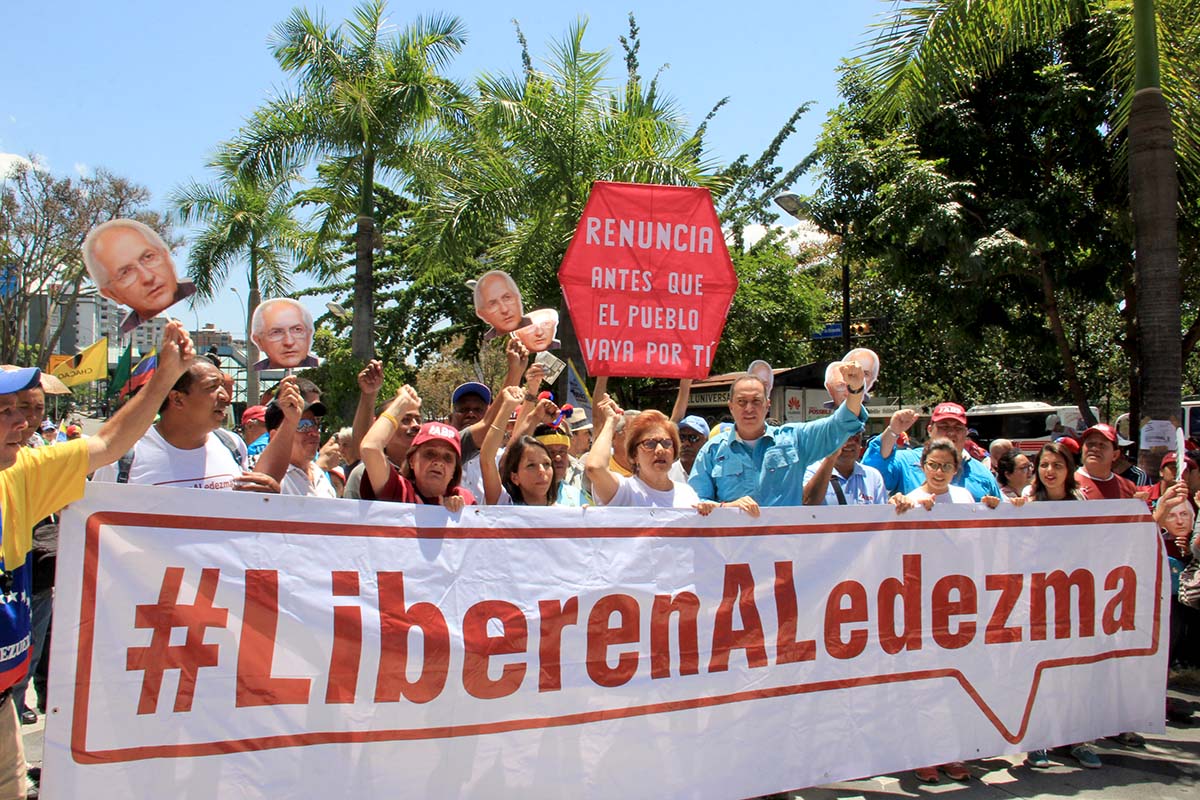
[688, 403, 868, 506]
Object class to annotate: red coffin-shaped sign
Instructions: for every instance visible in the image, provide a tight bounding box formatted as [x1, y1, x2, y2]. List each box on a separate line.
[558, 181, 738, 379]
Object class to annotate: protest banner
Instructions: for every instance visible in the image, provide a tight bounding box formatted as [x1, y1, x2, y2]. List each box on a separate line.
[558, 181, 737, 379]
[46, 487, 1165, 799]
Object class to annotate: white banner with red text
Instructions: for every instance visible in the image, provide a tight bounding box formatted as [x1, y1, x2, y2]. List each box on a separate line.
[44, 486, 1167, 799]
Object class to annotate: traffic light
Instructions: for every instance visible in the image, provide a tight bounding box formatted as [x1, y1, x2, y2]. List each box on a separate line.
[850, 319, 874, 338]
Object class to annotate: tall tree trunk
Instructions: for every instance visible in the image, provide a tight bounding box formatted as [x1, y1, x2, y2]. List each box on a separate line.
[1039, 257, 1097, 427]
[1130, 87, 1180, 424]
[1130, 1, 1181, 428]
[246, 248, 261, 407]
[352, 156, 377, 362]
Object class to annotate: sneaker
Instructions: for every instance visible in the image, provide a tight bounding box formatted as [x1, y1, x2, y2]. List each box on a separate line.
[1111, 731, 1146, 747]
[1025, 749, 1051, 768]
[941, 762, 970, 781]
[1071, 744, 1102, 769]
[914, 766, 940, 783]
[17, 707, 36, 725]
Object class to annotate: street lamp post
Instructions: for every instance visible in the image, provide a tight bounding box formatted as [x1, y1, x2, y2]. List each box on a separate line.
[773, 193, 851, 352]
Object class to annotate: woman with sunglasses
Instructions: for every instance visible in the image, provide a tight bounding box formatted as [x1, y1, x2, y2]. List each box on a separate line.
[994, 448, 1033, 501]
[893, 439, 1001, 513]
[581, 394, 699, 509]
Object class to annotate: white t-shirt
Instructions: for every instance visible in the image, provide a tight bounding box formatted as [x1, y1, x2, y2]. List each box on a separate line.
[905, 484, 975, 504]
[92, 426, 246, 490]
[280, 463, 338, 498]
[604, 474, 701, 508]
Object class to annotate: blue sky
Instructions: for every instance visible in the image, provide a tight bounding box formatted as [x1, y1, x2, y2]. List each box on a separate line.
[2, 0, 888, 337]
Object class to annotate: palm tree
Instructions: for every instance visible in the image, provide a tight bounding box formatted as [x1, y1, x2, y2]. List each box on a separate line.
[857, 0, 1199, 432]
[421, 18, 719, 382]
[226, 0, 466, 362]
[171, 158, 307, 405]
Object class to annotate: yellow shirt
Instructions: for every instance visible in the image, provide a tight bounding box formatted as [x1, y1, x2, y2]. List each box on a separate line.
[0, 439, 88, 688]
[1, 440, 88, 573]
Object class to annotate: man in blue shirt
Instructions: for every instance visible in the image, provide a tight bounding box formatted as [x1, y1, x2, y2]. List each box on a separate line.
[688, 362, 869, 508]
[864, 402, 1001, 500]
[802, 432, 888, 505]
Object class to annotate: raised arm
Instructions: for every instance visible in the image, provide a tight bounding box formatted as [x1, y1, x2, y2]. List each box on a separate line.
[584, 394, 623, 505]
[361, 385, 420, 494]
[252, 376, 301, 482]
[481, 386, 524, 504]
[350, 359, 384, 457]
[670, 378, 693, 423]
[86, 321, 194, 473]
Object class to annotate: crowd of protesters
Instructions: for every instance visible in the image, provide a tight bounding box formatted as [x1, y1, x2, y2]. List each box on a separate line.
[4, 325, 1200, 798]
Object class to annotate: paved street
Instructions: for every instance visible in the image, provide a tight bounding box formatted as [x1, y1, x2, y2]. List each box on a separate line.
[20, 687, 1200, 798]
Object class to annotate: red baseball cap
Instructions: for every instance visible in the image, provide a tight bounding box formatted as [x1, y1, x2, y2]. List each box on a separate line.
[1081, 423, 1118, 445]
[930, 403, 967, 425]
[241, 405, 267, 426]
[1054, 436, 1081, 456]
[410, 421, 461, 458]
[1162, 452, 1199, 471]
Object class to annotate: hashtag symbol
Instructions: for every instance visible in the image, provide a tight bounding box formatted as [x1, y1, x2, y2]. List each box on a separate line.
[126, 567, 228, 714]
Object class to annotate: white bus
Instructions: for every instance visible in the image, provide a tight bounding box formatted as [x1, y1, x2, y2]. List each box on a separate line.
[966, 402, 1100, 454]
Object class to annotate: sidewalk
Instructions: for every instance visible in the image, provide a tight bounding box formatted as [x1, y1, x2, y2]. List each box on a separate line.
[20, 690, 1200, 798]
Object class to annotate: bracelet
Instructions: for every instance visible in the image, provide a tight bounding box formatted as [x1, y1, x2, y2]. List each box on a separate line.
[489, 424, 505, 434]
[847, 385, 864, 395]
[379, 411, 400, 428]
[524, 394, 537, 402]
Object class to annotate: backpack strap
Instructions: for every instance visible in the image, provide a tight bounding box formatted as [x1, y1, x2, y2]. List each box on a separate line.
[116, 449, 136, 484]
[212, 428, 245, 468]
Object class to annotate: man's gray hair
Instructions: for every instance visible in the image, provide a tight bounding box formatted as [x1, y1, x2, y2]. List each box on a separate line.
[728, 373, 768, 403]
[82, 218, 171, 289]
[251, 298, 314, 340]
[472, 270, 522, 315]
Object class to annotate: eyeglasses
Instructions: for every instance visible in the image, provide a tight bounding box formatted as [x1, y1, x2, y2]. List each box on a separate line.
[111, 248, 166, 287]
[265, 324, 308, 342]
[680, 433, 705, 444]
[923, 461, 957, 473]
[297, 419, 322, 433]
[1018, 464, 1035, 473]
[637, 438, 675, 452]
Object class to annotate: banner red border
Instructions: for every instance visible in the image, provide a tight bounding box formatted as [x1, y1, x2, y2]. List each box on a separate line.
[71, 511, 1162, 764]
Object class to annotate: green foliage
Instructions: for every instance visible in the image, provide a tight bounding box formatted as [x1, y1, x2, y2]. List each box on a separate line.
[713, 237, 822, 373]
[301, 328, 408, 430]
[806, 39, 1143, 408]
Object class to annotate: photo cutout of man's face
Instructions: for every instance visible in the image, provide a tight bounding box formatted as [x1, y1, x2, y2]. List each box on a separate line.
[83, 219, 195, 325]
[513, 308, 559, 352]
[474, 270, 526, 334]
[252, 298, 317, 371]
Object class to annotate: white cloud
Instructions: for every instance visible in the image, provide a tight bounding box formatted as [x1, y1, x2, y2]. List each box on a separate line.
[0, 152, 33, 179]
[74, 162, 90, 178]
[732, 221, 832, 255]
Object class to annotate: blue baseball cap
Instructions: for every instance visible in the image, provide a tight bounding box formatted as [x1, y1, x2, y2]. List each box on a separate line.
[0, 367, 41, 395]
[452, 382, 492, 405]
[679, 415, 710, 438]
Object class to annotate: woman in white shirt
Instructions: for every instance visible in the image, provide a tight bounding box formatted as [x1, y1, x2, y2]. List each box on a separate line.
[893, 438, 1000, 512]
[585, 394, 757, 518]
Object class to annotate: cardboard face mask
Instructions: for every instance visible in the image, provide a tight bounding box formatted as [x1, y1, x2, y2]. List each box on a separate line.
[251, 298, 318, 371]
[82, 219, 196, 333]
[512, 308, 560, 353]
[473, 269, 530, 336]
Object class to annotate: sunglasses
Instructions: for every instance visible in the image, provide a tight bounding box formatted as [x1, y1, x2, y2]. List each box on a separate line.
[297, 419, 323, 433]
[637, 438, 675, 452]
[680, 433, 705, 444]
